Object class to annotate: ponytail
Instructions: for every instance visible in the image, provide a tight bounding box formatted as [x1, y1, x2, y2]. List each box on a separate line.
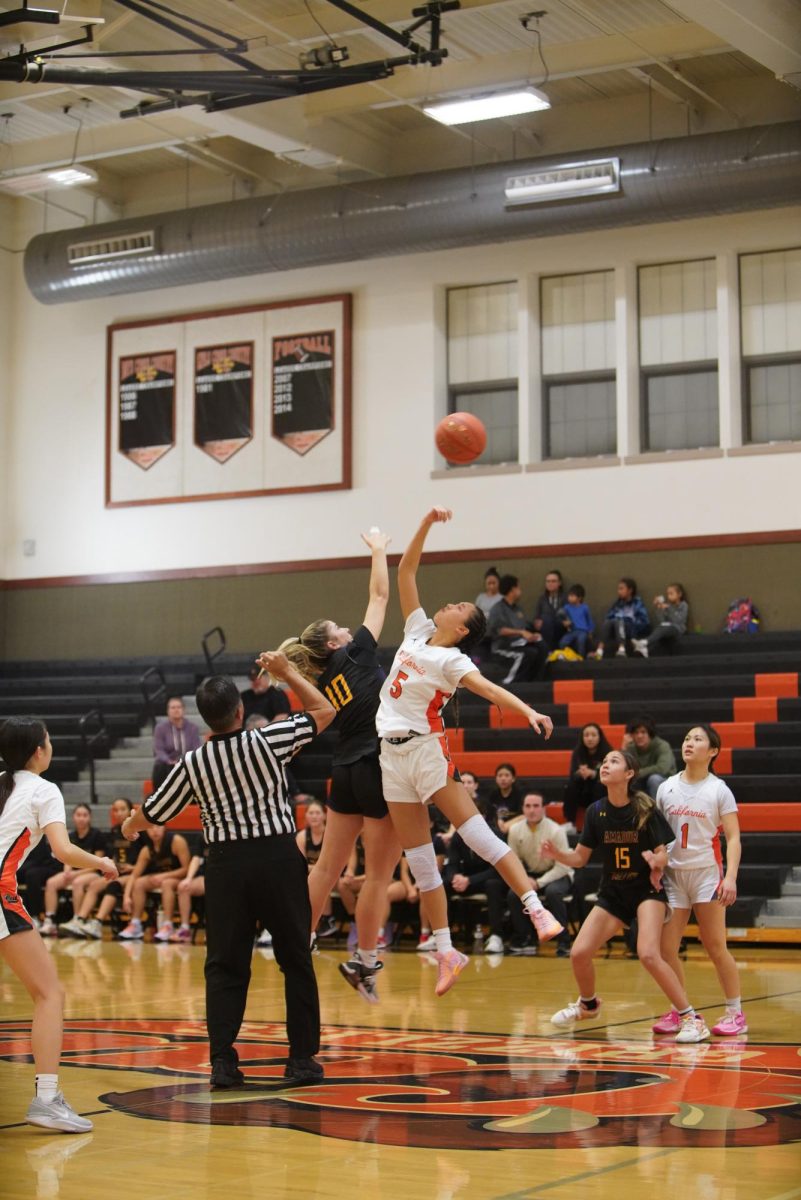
[277, 620, 333, 684]
[0, 718, 48, 818]
[620, 748, 656, 830]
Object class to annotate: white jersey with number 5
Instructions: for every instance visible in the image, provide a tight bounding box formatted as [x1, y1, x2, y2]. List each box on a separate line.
[376, 608, 478, 737]
[656, 772, 737, 870]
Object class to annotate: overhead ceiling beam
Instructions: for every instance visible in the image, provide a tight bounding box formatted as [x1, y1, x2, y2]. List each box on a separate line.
[668, 0, 801, 88]
[303, 22, 731, 118]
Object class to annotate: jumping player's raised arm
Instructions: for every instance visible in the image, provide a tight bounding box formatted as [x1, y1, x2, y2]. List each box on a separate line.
[360, 529, 391, 641]
[397, 508, 452, 620]
[461, 672, 553, 740]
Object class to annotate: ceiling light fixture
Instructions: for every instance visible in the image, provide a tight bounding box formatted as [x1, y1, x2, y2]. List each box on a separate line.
[504, 158, 620, 205]
[45, 165, 98, 186]
[423, 86, 550, 126]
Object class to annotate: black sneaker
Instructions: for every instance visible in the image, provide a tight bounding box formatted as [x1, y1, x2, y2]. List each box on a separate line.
[210, 1058, 245, 1090]
[556, 943, 572, 958]
[339, 956, 383, 1003]
[284, 1056, 324, 1086]
[508, 942, 537, 956]
[316, 916, 338, 938]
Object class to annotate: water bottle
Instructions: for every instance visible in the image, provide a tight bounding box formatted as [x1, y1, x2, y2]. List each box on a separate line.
[472, 924, 485, 954]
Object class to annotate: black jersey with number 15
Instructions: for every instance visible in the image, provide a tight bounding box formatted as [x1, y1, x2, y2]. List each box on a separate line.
[580, 800, 675, 886]
[316, 625, 385, 766]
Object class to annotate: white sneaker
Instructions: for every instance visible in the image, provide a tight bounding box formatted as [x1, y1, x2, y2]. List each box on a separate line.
[485, 934, 504, 954]
[551, 998, 602, 1027]
[26, 1093, 93, 1134]
[40, 917, 58, 937]
[416, 933, 436, 952]
[83, 918, 103, 940]
[255, 929, 272, 947]
[118, 920, 143, 940]
[59, 918, 86, 939]
[675, 1014, 711, 1044]
[153, 922, 174, 942]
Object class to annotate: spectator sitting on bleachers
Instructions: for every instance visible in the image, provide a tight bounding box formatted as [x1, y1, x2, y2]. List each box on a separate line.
[622, 715, 676, 799]
[600, 578, 651, 658]
[118, 823, 191, 940]
[484, 762, 525, 836]
[563, 723, 612, 834]
[556, 584, 595, 661]
[488, 575, 547, 684]
[647, 583, 689, 657]
[60, 797, 142, 939]
[507, 793, 573, 957]
[443, 825, 507, 955]
[152, 696, 202, 789]
[39, 803, 107, 936]
[532, 568, 566, 651]
[297, 799, 336, 939]
[154, 836, 206, 944]
[475, 566, 503, 619]
[241, 665, 292, 725]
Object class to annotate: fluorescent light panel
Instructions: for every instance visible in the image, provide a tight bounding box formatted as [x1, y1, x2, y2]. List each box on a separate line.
[424, 87, 550, 126]
[47, 166, 98, 186]
[505, 158, 620, 205]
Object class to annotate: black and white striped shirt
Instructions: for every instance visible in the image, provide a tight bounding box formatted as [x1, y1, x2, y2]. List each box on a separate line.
[142, 713, 316, 842]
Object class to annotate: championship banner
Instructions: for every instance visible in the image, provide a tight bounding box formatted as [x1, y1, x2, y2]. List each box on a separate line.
[272, 332, 334, 456]
[106, 294, 351, 506]
[194, 343, 254, 464]
[118, 351, 176, 470]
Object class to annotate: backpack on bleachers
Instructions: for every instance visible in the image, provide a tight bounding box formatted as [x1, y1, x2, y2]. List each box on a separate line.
[723, 597, 760, 634]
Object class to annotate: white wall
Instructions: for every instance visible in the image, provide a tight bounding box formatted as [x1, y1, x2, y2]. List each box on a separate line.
[4, 203, 801, 581]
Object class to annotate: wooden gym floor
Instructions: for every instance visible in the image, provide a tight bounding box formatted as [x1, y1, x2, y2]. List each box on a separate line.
[1, 939, 799, 1200]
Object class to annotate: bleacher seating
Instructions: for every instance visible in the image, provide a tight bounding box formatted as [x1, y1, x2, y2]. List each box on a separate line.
[3, 633, 799, 940]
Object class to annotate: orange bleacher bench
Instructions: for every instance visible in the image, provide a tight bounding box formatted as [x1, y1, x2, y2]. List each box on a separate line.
[711, 722, 755, 748]
[553, 679, 594, 704]
[755, 672, 799, 699]
[453, 750, 571, 777]
[733, 697, 778, 723]
[737, 804, 801, 833]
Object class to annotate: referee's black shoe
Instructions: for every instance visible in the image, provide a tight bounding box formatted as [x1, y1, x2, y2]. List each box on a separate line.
[284, 1057, 324, 1087]
[210, 1057, 245, 1090]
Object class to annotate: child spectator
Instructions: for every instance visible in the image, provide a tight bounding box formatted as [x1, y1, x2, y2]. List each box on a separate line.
[532, 569, 566, 650]
[600, 577, 651, 658]
[557, 584, 595, 659]
[563, 723, 612, 832]
[647, 583, 689, 656]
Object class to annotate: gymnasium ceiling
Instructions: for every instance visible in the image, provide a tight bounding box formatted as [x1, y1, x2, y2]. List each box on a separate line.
[0, 0, 800, 217]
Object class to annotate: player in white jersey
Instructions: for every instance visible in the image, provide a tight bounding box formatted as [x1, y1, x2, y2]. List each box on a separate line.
[376, 508, 563, 999]
[654, 723, 746, 1036]
[0, 718, 118, 1132]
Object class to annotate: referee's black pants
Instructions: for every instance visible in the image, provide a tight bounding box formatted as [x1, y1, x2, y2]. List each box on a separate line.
[204, 834, 320, 1066]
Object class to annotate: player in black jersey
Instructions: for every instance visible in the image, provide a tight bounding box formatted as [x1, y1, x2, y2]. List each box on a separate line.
[543, 749, 710, 1042]
[277, 529, 401, 1003]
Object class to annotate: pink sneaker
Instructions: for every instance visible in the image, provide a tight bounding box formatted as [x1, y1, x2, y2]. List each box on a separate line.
[170, 926, 192, 944]
[712, 1011, 748, 1036]
[153, 922, 174, 942]
[526, 905, 563, 943]
[434, 949, 469, 997]
[652, 1009, 681, 1034]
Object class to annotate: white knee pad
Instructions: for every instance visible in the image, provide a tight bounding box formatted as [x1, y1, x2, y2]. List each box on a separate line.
[457, 814, 511, 867]
[404, 842, 443, 893]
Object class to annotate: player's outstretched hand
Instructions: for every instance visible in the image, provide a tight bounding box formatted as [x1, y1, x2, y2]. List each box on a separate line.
[361, 529, 391, 551]
[423, 507, 452, 526]
[527, 708, 553, 739]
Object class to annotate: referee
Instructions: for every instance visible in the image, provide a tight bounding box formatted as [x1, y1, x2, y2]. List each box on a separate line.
[122, 654, 334, 1089]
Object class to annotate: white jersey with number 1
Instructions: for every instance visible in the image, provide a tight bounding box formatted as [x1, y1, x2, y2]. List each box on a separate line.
[376, 608, 478, 737]
[656, 772, 738, 870]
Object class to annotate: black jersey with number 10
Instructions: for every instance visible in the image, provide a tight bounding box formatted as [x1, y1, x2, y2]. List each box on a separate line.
[316, 625, 385, 766]
[580, 799, 675, 886]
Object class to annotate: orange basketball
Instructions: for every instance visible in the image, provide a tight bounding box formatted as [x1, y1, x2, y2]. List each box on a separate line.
[435, 412, 487, 464]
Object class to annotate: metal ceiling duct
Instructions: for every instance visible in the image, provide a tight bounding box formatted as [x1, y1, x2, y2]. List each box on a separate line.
[24, 120, 801, 304]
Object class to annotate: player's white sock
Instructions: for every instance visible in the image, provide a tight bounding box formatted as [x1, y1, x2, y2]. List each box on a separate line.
[725, 996, 742, 1013]
[433, 928, 453, 954]
[356, 948, 378, 969]
[521, 889, 543, 913]
[35, 1074, 59, 1103]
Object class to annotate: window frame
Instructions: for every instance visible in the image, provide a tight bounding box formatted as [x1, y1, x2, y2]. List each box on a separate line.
[541, 369, 617, 461]
[639, 359, 720, 452]
[741, 350, 801, 445]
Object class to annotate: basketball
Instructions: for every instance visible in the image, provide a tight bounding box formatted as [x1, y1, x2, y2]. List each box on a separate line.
[435, 412, 487, 464]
